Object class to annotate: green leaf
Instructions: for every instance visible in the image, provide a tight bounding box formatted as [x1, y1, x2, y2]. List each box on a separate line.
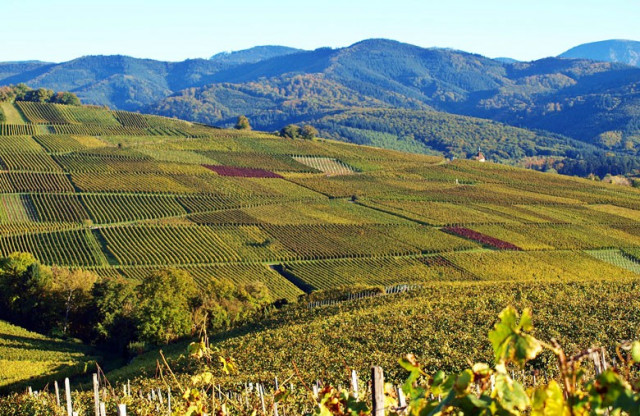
[453, 369, 474, 396]
[493, 373, 529, 414]
[631, 341, 640, 363]
[488, 307, 542, 366]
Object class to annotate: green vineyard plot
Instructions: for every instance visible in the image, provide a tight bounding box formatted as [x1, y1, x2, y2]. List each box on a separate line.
[0, 102, 639, 287]
[2, 101, 640, 392]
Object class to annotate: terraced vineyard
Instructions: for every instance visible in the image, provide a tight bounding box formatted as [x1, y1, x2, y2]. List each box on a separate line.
[0, 102, 639, 300]
[2, 101, 640, 394]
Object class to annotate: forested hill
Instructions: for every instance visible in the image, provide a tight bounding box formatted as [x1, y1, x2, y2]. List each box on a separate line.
[559, 39, 640, 67]
[210, 45, 303, 64]
[2, 39, 640, 175]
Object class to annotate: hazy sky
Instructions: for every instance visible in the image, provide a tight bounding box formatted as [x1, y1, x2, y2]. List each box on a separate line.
[2, 0, 639, 62]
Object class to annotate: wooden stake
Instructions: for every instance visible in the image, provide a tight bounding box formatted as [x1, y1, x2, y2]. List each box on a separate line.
[274, 377, 280, 416]
[65, 377, 73, 416]
[371, 366, 385, 416]
[99, 402, 106, 416]
[351, 370, 359, 398]
[93, 373, 100, 416]
[259, 383, 266, 415]
[117, 403, 127, 416]
[54, 380, 61, 407]
[397, 386, 406, 408]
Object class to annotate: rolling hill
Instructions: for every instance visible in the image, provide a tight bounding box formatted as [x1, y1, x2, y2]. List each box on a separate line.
[0, 320, 97, 393]
[1, 102, 640, 391]
[559, 39, 640, 67]
[3, 39, 640, 173]
[210, 45, 304, 64]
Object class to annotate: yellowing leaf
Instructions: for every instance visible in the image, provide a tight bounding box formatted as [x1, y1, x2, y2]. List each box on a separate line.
[532, 381, 570, 416]
[488, 307, 542, 366]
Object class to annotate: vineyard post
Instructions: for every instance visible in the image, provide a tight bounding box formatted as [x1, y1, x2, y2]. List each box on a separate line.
[28, 386, 33, 395]
[168, 387, 172, 415]
[99, 402, 106, 416]
[117, 403, 127, 416]
[397, 386, 406, 408]
[127, 379, 131, 397]
[54, 380, 60, 407]
[274, 376, 280, 416]
[259, 383, 267, 416]
[351, 370, 359, 398]
[65, 377, 73, 416]
[123, 385, 127, 397]
[93, 373, 100, 416]
[158, 388, 163, 405]
[372, 366, 385, 416]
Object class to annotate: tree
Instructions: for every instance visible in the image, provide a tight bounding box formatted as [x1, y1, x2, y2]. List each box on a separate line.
[301, 125, 318, 140]
[51, 267, 98, 335]
[135, 269, 200, 344]
[23, 88, 54, 103]
[51, 91, 81, 106]
[196, 279, 272, 333]
[0, 253, 54, 332]
[234, 115, 251, 130]
[280, 124, 300, 139]
[90, 278, 137, 354]
[12, 84, 31, 101]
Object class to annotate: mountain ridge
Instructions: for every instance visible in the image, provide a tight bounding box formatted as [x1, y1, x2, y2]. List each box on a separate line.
[2, 38, 640, 173]
[559, 39, 640, 67]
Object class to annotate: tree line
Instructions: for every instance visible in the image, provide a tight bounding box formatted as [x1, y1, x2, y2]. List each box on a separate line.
[0, 252, 273, 357]
[0, 84, 81, 106]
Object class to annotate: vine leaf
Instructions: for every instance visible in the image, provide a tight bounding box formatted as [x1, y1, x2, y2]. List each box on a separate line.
[631, 341, 640, 363]
[531, 380, 570, 416]
[488, 307, 542, 366]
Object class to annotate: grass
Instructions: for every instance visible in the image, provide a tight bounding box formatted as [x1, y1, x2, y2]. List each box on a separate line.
[0, 103, 28, 124]
[0, 320, 97, 392]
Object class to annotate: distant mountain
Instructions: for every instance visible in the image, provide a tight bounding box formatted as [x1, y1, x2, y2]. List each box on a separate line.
[494, 57, 519, 64]
[210, 45, 304, 64]
[152, 39, 640, 156]
[0, 61, 52, 81]
[3, 38, 640, 172]
[559, 39, 640, 66]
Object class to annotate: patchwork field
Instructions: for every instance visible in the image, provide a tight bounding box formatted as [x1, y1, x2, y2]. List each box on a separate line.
[1, 102, 640, 294]
[2, 101, 640, 390]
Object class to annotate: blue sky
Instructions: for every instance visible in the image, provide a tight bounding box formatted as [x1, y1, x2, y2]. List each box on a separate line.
[2, 0, 639, 62]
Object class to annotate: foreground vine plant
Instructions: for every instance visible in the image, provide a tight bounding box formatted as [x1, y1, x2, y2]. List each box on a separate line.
[2, 307, 640, 415]
[312, 307, 640, 416]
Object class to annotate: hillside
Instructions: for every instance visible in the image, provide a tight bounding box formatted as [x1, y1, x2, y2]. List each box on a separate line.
[0, 320, 96, 392]
[559, 39, 640, 66]
[1, 102, 640, 390]
[3, 39, 640, 173]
